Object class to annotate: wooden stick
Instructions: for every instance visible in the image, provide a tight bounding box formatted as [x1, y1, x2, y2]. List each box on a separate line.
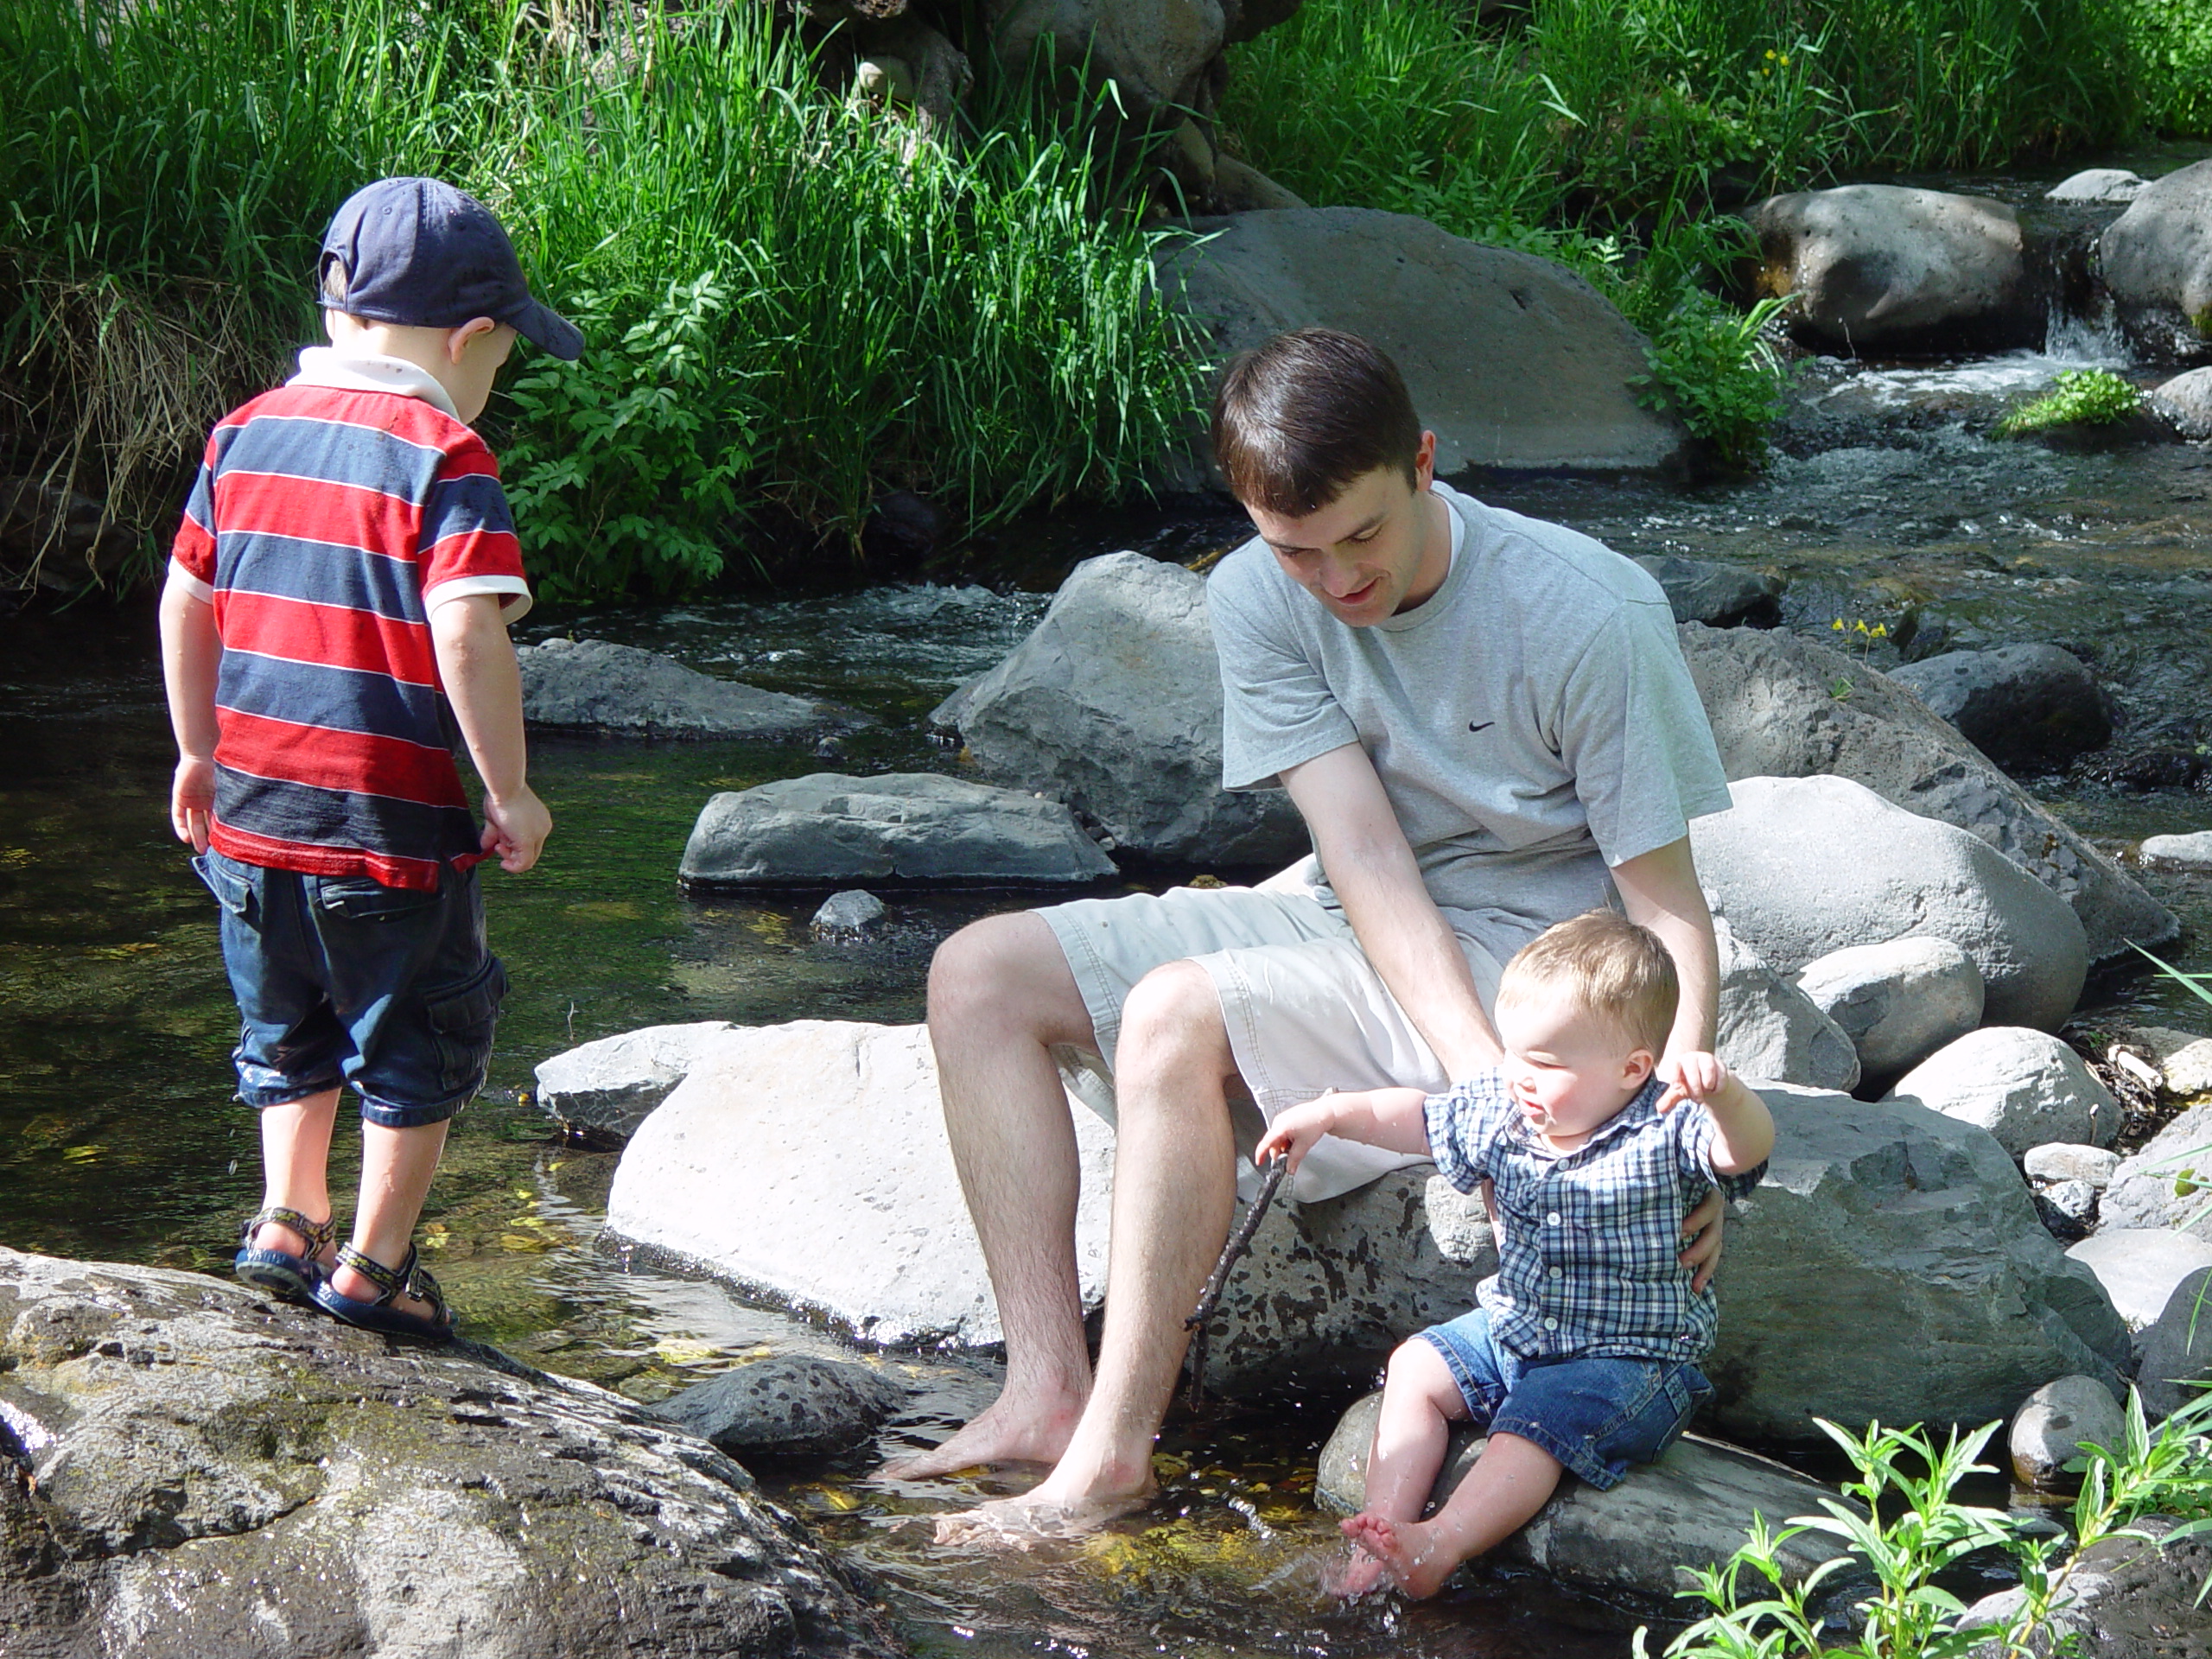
[1183, 1152, 1290, 1413]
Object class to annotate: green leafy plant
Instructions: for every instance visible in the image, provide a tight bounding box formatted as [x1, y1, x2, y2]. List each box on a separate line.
[1994, 368, 2145, 436]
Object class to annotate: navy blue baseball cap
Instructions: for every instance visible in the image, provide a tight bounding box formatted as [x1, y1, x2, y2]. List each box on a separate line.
[318, 177, 583, 360]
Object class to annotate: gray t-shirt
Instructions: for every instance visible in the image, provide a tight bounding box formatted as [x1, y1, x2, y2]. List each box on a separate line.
[1208, 480, 1732, 963]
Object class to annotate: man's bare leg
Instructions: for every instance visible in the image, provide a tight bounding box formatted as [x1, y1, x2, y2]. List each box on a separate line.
[1341, 1432, 1563, 1599]
[936, 958, 1239, 1538]
[882, 912, 1102, 1480]
[1334, 1338, 1468, 1596]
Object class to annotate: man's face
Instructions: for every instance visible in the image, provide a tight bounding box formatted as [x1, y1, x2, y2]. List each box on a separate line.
[1243, 431, 1442, 627]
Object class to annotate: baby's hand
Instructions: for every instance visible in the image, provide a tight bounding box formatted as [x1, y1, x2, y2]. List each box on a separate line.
[1254, 1093, 1339, 1176]
[1657, 1052, 1731, 1113]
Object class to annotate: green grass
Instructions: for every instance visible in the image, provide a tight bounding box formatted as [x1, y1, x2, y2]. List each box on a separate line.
[1994, 367, 2145, 435]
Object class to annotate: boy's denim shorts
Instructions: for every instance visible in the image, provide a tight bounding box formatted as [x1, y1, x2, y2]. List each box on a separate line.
[1417, 1307, 1710, 1491]
[194, 849, 505, 1128]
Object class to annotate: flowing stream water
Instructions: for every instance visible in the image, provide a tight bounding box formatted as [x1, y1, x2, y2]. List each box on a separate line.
[9, 171, 2212, 1656]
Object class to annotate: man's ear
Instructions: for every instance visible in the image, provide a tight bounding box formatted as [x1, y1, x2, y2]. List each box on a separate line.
[448, 315, 500, 363]
[1412, 428, 1438, 492]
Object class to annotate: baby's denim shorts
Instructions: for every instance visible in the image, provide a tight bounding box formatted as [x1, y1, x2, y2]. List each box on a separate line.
[1418, 1306, 1711, 1490]
[194, 849, 505, 1128]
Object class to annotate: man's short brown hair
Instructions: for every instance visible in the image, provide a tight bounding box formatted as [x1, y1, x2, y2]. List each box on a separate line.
[1497, 910, 1679, 1057]
[1211, 328, 1423, 516]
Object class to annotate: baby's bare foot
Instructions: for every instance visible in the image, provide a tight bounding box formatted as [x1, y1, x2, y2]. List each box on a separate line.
[1341, 1511, 1459, 1600]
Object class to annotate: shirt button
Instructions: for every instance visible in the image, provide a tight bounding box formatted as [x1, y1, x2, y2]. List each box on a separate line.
[1547, 1211, 1561, 1225]
[1548, 1267, 1561, 1278]
[1543, 1317, 1559, 1331]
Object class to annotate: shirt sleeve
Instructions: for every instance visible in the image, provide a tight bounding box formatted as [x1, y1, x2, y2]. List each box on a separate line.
[1553, 594, 1734, 868]
[1672, 1098, 1767, 1201]
[170, 445, 219, 591]
[1421, 1068, 1514, 1193]
[418, 435, 531, 623]
[1209, 552, 1358, 791]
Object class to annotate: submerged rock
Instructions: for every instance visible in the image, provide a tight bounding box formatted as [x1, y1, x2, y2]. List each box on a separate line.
[679, 772, 1117, 888]
[1887, 643, 2113, 772]
[1315, 1394, 1855, 1599]
[811, 889, 888, 938]
[2101, 159, 2212, 359]
[1885, 1028, 2122, 1157]
[518, 637, 866, 740]
[649, 1353, 906, 1459]
[0, 1249, 899, 1659]
[2046, 168, 2149, 204]
[931, 551, 1308, 866]
[1159, 207, 1690, 473]
[1679, 623, 2177, 969]
[2139, 829, 2212, 871]
[534, 1020, 737, 1141]
[1793, 936, 1984, 1087]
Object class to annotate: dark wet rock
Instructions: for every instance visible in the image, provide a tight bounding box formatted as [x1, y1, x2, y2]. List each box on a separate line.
[2100, 1103, 2212, 1240]
[1885, 1028, 2122, 1157]
[0, 1248, 900, 1659]
[1707, 1087, 2131, 1446]
[2047, 169, 2149, 204]
[1887, 643, 2113, 772]
[2067, 1229, 2212, 1329]
[2083, 744, 2210, 790]
[1634, 555, 1784, 627]
[2140, 830, 2212, 871]
[811, 889, 888, 938]
[930, 552, 1308, 866]
[2147, 365, 2212, 439]
[534, 1020, 737, 1142]
[1746, 185, 2039, 353]
[1678, 623, 2178, 969]
[2036, 1179, 2100, 1242]
[1713, 917, 1861, 1091]
[1691, 774, 2089, 1032]
[2101, 159, 2212, 360]
[1961, 1515, 2212, 1659]
[2008, 1375, 2125, 1487]
[518, 637, 867, 740]
[2139, 1267, 2212, 1420]
[1794, 936, 1984, 1087]
[678, 773, 1117, 889]
[1315, 1395, 1856, 1598]
[649, 1354, 906, 1459]
[1159, 208, 1690, 473]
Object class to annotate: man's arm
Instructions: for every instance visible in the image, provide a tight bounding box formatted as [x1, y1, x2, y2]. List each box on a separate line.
[1612, 837, 1719, 1062]
[429, 594, 550, 873]
[1280, 742, 1502, 1076]
[159, 567, 220, 854]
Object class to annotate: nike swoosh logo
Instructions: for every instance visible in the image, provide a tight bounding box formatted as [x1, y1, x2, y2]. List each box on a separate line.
[1467, 721, 1494, 734]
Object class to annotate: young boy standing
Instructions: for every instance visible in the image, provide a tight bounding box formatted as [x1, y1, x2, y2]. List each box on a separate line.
[1256, 910, 1774, 1598]
[159, 177, 581, 1343]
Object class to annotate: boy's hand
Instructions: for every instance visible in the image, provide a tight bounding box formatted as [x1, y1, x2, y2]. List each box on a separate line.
[481, 786, 551, 873]
[1657, 1051, 1731, 1113]
[1254, 1094, 1340, 1177]
[171, 756, 215, 854]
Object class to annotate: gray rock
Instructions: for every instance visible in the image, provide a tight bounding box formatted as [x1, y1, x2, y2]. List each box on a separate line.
[1159, 207, 1690, 473]
[1633, 555, 1784, 628]
[2100, 1102, 2212, 1239]
[2101, 159, 2212, 359]
[2026, 1143, 2122, 1188]
[1746, 185, 2038, 352]
[1885, 1028, 2122, 1157]
[988, 0, 1224, 121]
[1707, 1088, 2132, 1446]
[1316, 1395, 1855, 1598]
[2008, 1375, 2126, 1487]
[1679, 622, 2176, 969]
[2067, 1229, 2212, 1329]
[679, 772, 1118, 889]
[1210, 152, 1307, 213]
[811, 888, 888, 937]
[1960, 1516, 2212, 1659]
[0, 1249, 898, 1658]
[1691, 774, 2088, 1032]
[1794, 936, 1985, 1085]
[2139, 1267, 2212, 1420]
[518, 637, 864, 740]
[2126, 1026, 2212, 1095]
[2147, 366, 2212, 441]
[2039, 1179, 2101, 1234]
[929, 551, 1308, 865]
[2139, 829, 2212, 870]
[1887, 644, 2113, 772]
[1713, 917, 1861, 1091]
[2045, 168, 2149, 204]
[534, 1020, 736, 1141]
[649, 1353, 906, 1459]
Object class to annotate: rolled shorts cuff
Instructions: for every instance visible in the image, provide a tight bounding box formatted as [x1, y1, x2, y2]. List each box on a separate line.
[352, 1087, 474, 1130]
[236, 1071, 346, 1110]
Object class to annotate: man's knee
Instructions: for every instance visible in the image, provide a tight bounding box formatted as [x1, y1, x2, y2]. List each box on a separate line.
[928, 911, 1084, 1039]
[1118, 959, 1230, 1066]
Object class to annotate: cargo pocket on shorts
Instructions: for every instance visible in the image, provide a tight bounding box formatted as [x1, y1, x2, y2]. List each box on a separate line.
[425, 955, 507, 1098]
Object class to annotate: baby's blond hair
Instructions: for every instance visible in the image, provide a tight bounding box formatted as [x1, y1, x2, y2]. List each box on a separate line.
[1497, 910, 1678, 1056]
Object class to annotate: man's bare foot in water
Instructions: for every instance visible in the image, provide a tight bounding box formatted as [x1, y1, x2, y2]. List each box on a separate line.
[1340, 1511, 1463, 1599]
[880, 1388, 1086, 1482]
[931, 1477, 1156, 1548]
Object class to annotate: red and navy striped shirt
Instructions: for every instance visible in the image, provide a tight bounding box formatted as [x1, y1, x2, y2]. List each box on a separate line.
[169, 351, 531, 891]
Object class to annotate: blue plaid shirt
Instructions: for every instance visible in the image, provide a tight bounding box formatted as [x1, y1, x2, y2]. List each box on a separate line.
[1423, 1070, 1767, 1365]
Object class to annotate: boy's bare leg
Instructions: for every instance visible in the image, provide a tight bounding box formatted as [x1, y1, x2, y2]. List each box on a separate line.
[253, 1089, 341, 1264]
[1342, 1432, 1564, 1599]
[1335, 1338, 1468, 1596]
[881, 912, 1103, 1480]
[935, 959, 1239, 1539]
[328, 1119, 449, 1320]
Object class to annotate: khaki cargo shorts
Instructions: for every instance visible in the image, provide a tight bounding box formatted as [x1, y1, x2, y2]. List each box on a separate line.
[1037, 871, 1508, 1203]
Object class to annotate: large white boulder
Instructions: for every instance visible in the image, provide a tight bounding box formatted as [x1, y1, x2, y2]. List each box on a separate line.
[1884, 1028, 2122, 1157]
[1690, 775, 2088, 1032]
[1793, 936, 1984, 1085]
[2099, 1101, 2212, 1239]
[2066, 1229, 2212, 1330]
[2100, 159, 2212, 359]
[930, 552, 1308, 865]
[1159, 207, 1690, 473]
[1679, 623, 2173, 969]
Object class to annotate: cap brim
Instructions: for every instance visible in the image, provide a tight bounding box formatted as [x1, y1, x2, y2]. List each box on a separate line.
[510, 297, 584, 361]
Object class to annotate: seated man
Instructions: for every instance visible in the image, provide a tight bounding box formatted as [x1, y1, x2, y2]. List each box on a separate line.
[890, 327, 1736, 1537]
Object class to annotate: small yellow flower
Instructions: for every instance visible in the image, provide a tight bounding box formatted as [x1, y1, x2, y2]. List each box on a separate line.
[1872, 623, 1889, 639]
[1832, 619, 1846, 632]
[1764, 49, 1777, 60]
[1779, 54, 1791, 67]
